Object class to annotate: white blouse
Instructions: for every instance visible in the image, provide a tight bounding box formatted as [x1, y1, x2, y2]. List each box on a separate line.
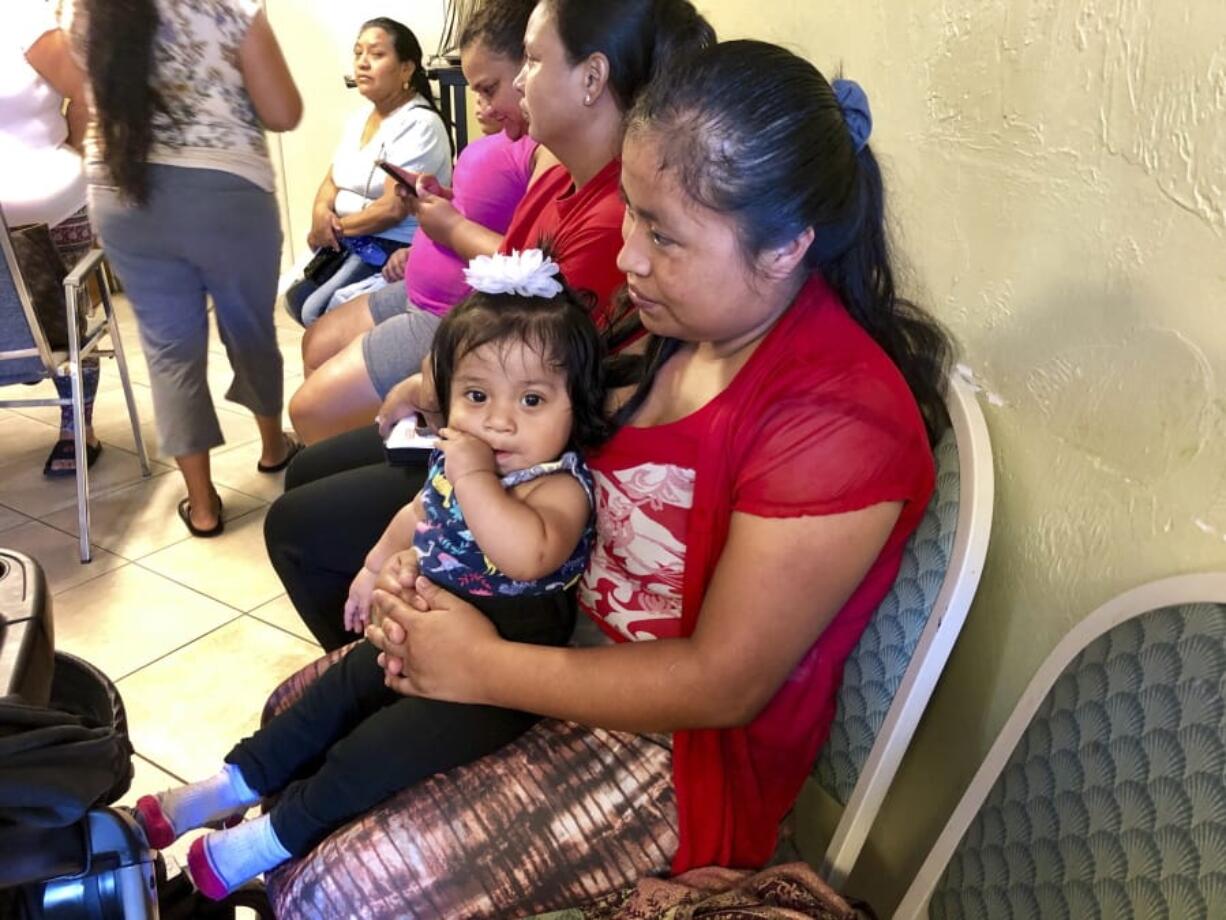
[0, 0, 87, 227]
[330, 98, 453, 244]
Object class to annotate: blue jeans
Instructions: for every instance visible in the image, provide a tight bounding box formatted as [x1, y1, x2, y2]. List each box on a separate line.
[286, 252, 380, 327]
[89, 166, 283, 457]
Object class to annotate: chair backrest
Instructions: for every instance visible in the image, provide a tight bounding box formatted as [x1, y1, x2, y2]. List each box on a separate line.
[805, 374, 995, 888]
[0, 206, 56, 385]
[896, 573, 1226, 920]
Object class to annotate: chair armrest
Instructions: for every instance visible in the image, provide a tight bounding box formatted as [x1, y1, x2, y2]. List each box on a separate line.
[63, 249, 106, 292]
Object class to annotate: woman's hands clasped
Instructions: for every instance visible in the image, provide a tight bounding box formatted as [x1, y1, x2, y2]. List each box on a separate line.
[307, 207, 343, 251]
[365, 576, 500, 704]
[344, 548, 420, 633]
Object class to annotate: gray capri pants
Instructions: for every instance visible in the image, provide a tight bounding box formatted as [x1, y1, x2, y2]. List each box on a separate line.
[89, 166, 283, 457]
[362, 281, 444, 399]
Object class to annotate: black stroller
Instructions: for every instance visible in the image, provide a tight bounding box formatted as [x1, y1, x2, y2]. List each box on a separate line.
[0, 548, 271, 919]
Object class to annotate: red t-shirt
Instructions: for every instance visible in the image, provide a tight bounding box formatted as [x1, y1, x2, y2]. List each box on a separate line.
[580, 276, 936, 871]
[499, 159, 625, 329]
[578, 416, 700, 642]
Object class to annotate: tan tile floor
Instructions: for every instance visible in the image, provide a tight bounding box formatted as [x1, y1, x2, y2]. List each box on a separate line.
[0, 296, 320, 876]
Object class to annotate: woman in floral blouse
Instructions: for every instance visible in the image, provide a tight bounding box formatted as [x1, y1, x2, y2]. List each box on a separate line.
[67, 0, 302, 537]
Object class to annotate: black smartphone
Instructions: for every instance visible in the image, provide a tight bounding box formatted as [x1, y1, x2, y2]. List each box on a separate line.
[377, 161, 419, 196]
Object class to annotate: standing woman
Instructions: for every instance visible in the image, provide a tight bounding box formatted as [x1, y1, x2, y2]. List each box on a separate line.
[287, 18, 453, 327]
[67, 0, 301, 537]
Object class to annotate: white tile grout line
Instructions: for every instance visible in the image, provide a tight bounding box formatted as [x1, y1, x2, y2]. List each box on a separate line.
[47, 558, 135, 598]
[34, 504, 189, 568]
[132, 751, 189, 786]
[32, 459, 178, 515]
[0, 504, 31, 535]
[31, 482, 272, 565]
[111, 606, 319, 688]
[111, 510, 290, 621]
[109, 611, 248, 683]
[245, 608, 323, 650]
[31, 501, 274, 602]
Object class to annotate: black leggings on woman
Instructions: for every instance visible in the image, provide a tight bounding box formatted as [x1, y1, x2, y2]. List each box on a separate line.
[264, 427, 426, 650]
[226, 590, 575, 857]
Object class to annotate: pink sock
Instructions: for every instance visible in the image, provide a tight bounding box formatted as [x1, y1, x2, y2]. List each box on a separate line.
[188, 814, 291, 900]
[135, 764, 259, 849]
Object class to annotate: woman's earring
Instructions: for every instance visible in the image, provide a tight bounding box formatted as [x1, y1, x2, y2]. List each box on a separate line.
[403, 81, 411, 90]
[583, 94, 592, 106]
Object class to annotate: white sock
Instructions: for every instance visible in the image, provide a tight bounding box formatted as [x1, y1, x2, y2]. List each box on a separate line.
[204, 813, 292, 889]
[160, 763, 260, 835]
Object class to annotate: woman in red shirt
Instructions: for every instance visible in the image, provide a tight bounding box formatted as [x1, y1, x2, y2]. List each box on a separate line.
[352, 40, 953, 914]
[286, 0, 714, 446]
[265, 0, 716, 652]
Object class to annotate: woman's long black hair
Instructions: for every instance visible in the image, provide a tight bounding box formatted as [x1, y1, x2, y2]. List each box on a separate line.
[85, 0, 168, 205]
[361, 17, 455, 157]
[545, 0, 716, 113]
[619, 40, 954, 443]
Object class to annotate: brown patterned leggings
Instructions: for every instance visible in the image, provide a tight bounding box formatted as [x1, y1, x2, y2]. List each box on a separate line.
[262, 648, 679, 920]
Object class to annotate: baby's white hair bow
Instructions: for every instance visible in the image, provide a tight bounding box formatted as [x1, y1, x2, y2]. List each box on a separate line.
[464, 249, 564, 299]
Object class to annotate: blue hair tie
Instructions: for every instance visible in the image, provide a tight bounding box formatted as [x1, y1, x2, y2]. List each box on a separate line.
[832, 79, 872, 153]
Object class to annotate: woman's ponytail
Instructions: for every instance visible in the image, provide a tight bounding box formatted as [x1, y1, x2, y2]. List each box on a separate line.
[626, 41, 954, 443]
[410, 67, 454, 157]
[548, 0, 715, 112]
[85, 0, 168, 204]
[821, 147, 952, 442]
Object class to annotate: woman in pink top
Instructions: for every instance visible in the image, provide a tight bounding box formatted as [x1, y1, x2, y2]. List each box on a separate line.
[289, 0, 552, 443]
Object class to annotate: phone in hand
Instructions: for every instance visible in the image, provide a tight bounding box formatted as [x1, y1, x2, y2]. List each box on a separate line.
[377, 161, 420, 196]
[384, 414, 438, 465]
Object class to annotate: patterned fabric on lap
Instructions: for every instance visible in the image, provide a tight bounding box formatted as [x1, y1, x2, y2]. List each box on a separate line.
[262, 651, 677, 919]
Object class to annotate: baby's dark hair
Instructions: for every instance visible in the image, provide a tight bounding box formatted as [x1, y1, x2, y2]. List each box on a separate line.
[430, 277, 610, 452]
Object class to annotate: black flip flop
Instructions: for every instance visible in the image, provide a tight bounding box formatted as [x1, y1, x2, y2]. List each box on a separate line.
[43, 439, 103, 478]
[257, 435, 304, 474]
[178, 491, 225, 538]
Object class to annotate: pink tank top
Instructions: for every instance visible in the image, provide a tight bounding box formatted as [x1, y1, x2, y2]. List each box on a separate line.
[405, 132, 538, 315]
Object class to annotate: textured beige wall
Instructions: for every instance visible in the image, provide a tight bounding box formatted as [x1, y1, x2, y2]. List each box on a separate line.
[697, 0, 1226, 912]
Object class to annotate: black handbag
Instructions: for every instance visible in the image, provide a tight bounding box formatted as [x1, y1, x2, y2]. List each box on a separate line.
[302, 245, 349, 284]
[9, 223, 74, 351]
[284, 245, 353, 325]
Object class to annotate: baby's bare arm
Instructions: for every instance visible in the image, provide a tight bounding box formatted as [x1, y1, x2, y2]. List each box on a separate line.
[363, 492, 426, 574]
[453, 474, 590, 582]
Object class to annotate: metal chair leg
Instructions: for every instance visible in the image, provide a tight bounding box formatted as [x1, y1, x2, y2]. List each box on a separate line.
[66, 284, 92, 564]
